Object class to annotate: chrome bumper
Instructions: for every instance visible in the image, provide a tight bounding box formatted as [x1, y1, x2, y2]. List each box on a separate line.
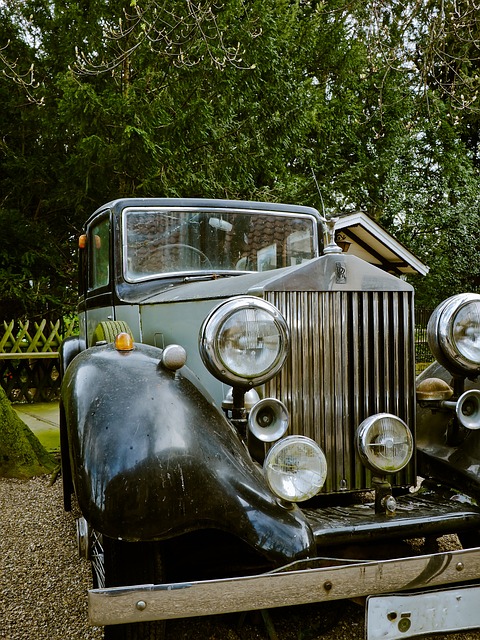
[89, 546, 480, 627]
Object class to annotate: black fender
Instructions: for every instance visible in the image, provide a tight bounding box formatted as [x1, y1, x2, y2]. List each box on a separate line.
[61, 342, 315, 565]
[59, 335, 85, 378]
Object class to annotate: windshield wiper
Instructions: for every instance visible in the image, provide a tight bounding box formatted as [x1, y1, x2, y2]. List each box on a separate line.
[182, 272, 243, 283]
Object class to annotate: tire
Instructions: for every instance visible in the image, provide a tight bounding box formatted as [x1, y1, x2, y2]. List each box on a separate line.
[59, 400, 73, 511]
[99, 536, 166, 640]
[92, 320, 133, 345]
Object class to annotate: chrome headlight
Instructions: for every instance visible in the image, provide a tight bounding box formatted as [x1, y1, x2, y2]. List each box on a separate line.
[264, 436, 327, 502]
[356, 413, 413, 474]
[199, 296, 289, 387]
[427, 293, 480, 376]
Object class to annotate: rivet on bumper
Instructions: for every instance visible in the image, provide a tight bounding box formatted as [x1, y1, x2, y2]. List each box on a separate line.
[136, 600, 147, 611]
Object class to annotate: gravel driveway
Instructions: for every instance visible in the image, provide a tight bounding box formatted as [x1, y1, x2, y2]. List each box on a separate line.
[1, 474, 479, 640]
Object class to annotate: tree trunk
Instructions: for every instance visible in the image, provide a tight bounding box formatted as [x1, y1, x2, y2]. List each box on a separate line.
[0, 387, 56, 478]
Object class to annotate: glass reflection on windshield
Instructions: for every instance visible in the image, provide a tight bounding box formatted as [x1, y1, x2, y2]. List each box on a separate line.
[123, 208, 317, 282]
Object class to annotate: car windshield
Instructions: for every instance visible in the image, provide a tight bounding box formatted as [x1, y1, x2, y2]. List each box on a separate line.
[123, 207, 318, 282]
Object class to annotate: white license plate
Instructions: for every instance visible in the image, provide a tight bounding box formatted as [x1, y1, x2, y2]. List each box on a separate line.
[366, 584, 480, 640]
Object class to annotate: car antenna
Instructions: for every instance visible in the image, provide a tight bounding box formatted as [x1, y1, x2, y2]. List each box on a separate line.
[310, 168, 327, 223]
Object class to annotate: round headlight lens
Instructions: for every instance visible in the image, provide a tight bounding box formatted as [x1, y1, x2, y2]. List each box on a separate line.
[427, 293, 480, 376]
[356, 413, 413, 474]
[264, 436, 327, 502]
[200, 296, 289, 386]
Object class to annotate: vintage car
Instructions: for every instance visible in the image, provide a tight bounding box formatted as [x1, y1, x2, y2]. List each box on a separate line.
[60, 197, 480, 640]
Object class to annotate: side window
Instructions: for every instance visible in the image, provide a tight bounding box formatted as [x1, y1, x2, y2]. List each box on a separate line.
[89, 217, 110, 290]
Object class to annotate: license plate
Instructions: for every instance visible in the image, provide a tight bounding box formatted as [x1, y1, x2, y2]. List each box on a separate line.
[366, 584, 480, 640]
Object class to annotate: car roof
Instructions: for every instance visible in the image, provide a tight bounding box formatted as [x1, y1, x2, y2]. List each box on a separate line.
[85, 197, 324, 226]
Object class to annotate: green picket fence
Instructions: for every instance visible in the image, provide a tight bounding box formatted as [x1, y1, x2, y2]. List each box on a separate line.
[0, 318, 78, 403]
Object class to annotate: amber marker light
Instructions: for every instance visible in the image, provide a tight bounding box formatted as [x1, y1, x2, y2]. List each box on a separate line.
[115, 332, 134, 352]
[78, 234, 87, 249]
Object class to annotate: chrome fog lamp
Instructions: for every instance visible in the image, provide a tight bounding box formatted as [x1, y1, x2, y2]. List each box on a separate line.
[427, 293, 480, 376]
[356, 413, 413, 474]
[199, 296, 289, 387]
[264, 436, 327, 502]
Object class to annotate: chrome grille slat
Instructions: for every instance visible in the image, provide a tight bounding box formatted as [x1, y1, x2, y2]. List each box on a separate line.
[351, 293, 364, 488]
[264, 290, 416, 493]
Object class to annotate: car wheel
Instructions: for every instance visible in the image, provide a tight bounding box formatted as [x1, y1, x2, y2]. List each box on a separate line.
[98, 536, 166, 640]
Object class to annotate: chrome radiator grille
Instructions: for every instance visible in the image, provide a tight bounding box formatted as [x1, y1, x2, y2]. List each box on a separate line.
[264, 290, 416, 493]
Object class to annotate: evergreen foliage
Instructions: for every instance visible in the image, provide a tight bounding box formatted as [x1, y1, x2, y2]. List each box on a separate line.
[1, 0, 479, 315]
